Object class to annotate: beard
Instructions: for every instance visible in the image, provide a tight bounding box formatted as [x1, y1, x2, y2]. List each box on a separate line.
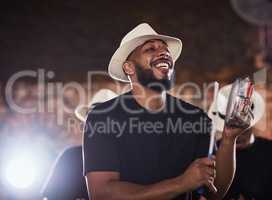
[134, 62, 175, 92]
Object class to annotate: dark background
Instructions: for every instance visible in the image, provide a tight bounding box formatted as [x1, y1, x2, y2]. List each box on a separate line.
[0, 0, 260, 83]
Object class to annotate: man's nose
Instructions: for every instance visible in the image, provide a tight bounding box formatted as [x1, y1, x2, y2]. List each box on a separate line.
[157, 49, 171, 58]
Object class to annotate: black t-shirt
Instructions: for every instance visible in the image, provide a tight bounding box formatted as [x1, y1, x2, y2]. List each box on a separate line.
[83, 91, 212, 200]
[42, 146, 89, 200]
[223, 137, 272, 200]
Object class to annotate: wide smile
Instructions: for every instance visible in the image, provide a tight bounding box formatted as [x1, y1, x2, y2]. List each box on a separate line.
[150, 58, 173, 77]
[151, 58, 173, 70]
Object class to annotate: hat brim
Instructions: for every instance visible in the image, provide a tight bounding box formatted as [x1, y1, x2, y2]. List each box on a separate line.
[75, 89, 119, 122]
[108, 34, 182, 82]
[74, 105, 91, 122]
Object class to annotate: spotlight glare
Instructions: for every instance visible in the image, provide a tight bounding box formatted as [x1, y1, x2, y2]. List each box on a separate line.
[5, 155, 38, 189]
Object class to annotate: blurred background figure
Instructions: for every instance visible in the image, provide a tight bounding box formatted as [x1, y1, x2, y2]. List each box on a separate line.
[42, 146, 88, 200]
[223, 127, 272, 200]
[74, 89, 118, 122]
[41, 89, 118, 200]
[207, 84, 272, 200]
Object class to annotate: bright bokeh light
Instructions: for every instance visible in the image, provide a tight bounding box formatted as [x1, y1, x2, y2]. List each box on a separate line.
[5, 154, 39, 189]
[1, 134, 55, 195]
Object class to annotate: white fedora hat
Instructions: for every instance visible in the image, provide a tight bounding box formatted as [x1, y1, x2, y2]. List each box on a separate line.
[75, 89, 118, 122]
[208, 84, 265, 135]
[108, 23, 183, 82]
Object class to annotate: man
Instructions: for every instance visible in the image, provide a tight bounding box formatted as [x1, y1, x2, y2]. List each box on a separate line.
[83, 23, 246, 200]
[208, 84, 272, 200]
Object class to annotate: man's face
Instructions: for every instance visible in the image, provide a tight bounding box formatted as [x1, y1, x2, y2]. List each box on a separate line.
[127, 39, 175, 92]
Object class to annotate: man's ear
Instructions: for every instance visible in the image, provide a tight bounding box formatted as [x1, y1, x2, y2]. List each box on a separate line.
[122, 61, 135, 76]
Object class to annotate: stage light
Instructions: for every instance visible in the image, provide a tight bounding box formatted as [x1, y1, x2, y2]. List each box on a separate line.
[5, 153, 39, 189]
[1, 133, 57, 195]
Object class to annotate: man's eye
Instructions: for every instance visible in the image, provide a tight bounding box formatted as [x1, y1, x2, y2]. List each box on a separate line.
[145, 47, 155, 52]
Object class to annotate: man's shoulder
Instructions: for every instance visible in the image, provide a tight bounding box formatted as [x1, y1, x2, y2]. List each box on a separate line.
[62, 146, 82, 158]
[85, 91, 130, 120]
[168, 94, 211, 120]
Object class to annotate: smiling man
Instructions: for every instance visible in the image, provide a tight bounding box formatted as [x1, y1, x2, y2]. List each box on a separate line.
[126, 39, 174, 93]
[83, 23, 246, 200]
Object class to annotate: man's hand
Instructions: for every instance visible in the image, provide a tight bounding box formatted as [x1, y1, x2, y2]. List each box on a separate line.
[178, 156, 217, 193]
[222, 125, 249, 141]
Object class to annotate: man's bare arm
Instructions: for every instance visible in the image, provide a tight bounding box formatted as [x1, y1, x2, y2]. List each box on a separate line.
[208, 127, 244, 200]
[85, 158, 217, 200]
[86, 172, 185, 200]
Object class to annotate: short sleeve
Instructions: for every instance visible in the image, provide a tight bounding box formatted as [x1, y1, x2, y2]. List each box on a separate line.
[83, 110, 120, 175]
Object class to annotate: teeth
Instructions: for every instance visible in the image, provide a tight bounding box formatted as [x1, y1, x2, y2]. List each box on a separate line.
[155, 62, 169, 68]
